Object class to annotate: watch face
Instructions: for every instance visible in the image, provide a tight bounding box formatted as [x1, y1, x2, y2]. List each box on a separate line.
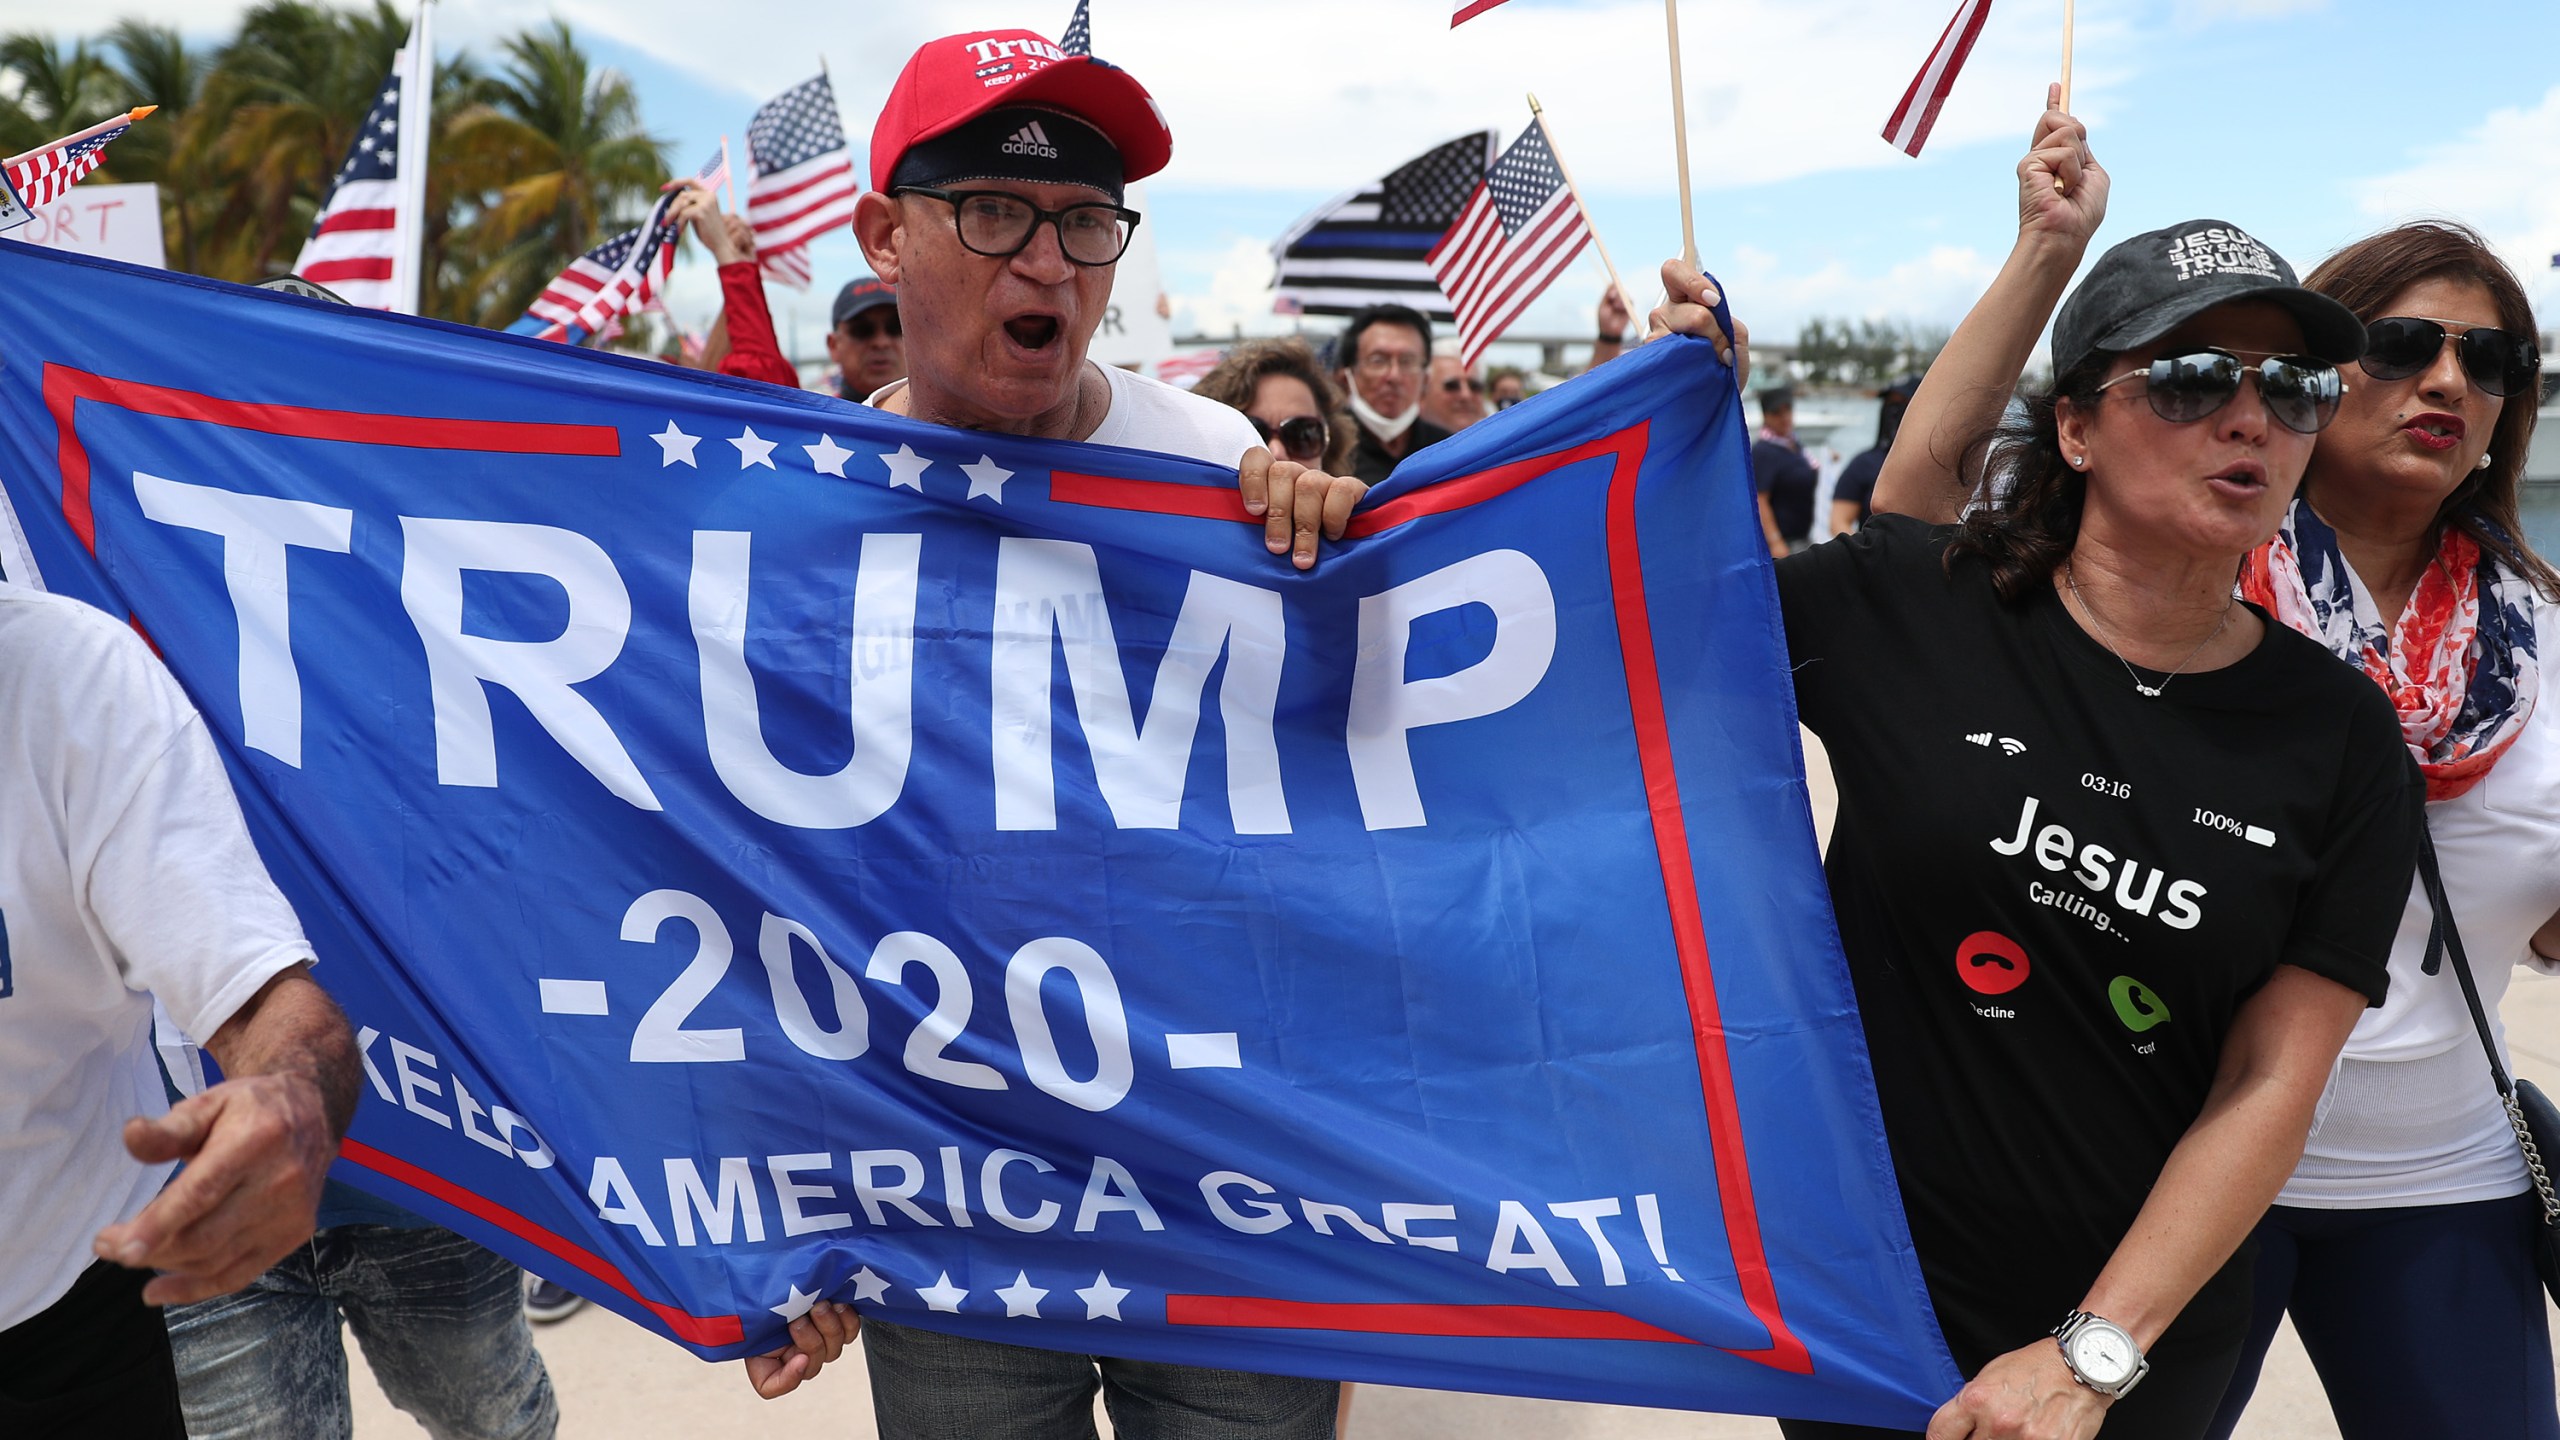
[2068, 1324, 2136, 1386]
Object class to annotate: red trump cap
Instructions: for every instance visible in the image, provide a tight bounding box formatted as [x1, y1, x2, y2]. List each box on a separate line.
[869, 31, 1172, 195]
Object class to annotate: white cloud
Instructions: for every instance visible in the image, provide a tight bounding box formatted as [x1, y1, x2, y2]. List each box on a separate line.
[2170, 0, 2328, 24]
[2352, 85, 2560, 307]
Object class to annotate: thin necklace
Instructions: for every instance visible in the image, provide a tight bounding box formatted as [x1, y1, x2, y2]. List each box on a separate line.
[2063, 563, 2235, 699]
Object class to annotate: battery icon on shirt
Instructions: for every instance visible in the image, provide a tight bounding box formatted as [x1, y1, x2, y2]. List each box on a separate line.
[2243, 825, 2276, 848]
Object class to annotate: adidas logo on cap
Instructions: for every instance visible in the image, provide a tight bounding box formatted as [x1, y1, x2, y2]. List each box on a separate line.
[1000, 120, 1059, 160]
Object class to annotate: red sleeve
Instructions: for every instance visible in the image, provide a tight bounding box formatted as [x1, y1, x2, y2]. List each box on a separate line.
[714, 261, 800, 389]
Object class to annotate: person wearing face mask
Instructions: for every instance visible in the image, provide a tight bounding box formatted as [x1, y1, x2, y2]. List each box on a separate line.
[1334, 302, 1451, 483]
[2196, 224, 2560, 1440]
[1663, 93, 2421, 1440]
[1189, 338, 1354, 475]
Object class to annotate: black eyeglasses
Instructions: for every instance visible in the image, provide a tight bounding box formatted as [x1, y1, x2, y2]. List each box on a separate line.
[2094, 349, 2344, 435]
[840, 313, 901, 342]
[891, 186, 1140, 267]
[1248, 414, 1329, 462]
[1441, 376, 1484, 394]
[2360, 315, 2540, 398]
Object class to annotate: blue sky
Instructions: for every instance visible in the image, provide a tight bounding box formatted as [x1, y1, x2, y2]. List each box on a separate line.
[18, 0, 2560, 363]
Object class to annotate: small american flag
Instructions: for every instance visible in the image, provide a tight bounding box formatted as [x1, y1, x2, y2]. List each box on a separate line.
[1883, 0, 1995, 158]
[1060, 0, 1092, 55]
[508, 186, 686, 345]
[1426, 122, 1592, 369]
[7, 120, 133, 211]
[747, 74, 860, 291]
[294, 72, 409, 305]
[1450, 0, 1514, 24]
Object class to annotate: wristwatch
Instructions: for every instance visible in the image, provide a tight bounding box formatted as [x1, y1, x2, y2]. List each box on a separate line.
[2050, 1310, 2149, 1399]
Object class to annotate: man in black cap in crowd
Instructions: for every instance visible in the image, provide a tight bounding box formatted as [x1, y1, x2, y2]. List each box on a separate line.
[1829, 374, 1921, 538]
[1750, 385, 1819, 555]
[740, 28, 1357, 1438]
[826, 276, 905, 401]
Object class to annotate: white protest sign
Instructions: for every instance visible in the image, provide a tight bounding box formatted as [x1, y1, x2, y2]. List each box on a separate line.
[1086, 179, 1172, 372]
[9, 183, 166, 269]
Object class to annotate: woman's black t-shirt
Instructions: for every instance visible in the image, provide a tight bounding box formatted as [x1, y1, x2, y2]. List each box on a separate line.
[1775, 515, 2420, 1371]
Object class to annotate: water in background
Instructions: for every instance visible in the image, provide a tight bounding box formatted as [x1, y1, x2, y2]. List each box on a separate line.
[1791, 395, 2560, 554]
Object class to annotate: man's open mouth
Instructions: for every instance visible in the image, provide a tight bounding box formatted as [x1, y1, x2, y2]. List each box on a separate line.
[1003, 314, 1062, 352]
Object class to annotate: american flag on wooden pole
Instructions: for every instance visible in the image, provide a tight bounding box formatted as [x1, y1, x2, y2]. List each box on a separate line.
[746, 73, 860, 292]
[1883, 0, 1994, 158]
[1426, 121, 1594, 369]
[293, 4, 434, 310]
[2, 107, 154, 224]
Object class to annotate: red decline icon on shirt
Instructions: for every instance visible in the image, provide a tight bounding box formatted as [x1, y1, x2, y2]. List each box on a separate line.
[1955, 930, 2032, 995]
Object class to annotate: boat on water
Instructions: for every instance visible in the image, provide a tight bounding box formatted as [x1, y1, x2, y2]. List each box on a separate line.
[2532, 402, 2560, 486]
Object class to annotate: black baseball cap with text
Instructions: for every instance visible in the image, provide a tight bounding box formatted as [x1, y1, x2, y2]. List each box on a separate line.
[2051, 220, 2365, 380]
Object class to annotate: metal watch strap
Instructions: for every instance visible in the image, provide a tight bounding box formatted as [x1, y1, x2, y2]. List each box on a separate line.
[2050, 1310, 2150, 1399]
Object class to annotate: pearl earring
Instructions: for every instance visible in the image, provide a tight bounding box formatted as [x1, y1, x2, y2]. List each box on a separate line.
[2476, 453, 2494, 472]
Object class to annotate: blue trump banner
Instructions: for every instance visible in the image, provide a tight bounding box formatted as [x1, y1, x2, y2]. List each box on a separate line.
[0, 241, 1961, 1425]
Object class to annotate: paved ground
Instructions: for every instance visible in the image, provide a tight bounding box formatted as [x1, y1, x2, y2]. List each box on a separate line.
[350, 732, 2560, 1436]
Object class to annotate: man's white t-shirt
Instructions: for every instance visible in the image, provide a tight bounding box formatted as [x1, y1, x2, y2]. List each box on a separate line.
[0, 584, 314, 1328]
[2285, 596, 2560, 1207]
[870, 361, 1262, 469]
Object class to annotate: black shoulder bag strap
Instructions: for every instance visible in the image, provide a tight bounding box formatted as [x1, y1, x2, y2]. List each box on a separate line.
[2416, 825, 2560, 1224]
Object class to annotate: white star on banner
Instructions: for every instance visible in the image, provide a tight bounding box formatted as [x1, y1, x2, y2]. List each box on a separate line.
[963, 455, 1013, 502]
[916, 1272, 968, 1313]
[994, 1272, 1049, 1318]
[731, 427, 778, 469]
[805, 434, 853, 477]
[848, 1266, 891, 1304]
[1076, 1272, 1130, 1321]
[879, 443, 931, 491]
[770, 1284, 821, 1322]
[651, 422, 701, 468]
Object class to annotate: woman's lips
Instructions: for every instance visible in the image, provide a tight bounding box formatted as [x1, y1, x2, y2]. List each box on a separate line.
[2402, 412, 2465, 452]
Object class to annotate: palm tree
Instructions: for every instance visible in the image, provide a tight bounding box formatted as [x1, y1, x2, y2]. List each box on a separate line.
[99, 21, 206, 272]
[0, 33, 118, 155]
[188, 0, 407, 280]
[433, 21, 667, 328]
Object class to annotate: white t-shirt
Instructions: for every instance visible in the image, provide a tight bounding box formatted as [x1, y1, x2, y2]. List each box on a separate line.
[0, 584, 314, 1328]
[2283, 595, 2560, 1208]
[869, 361, 1262, 469]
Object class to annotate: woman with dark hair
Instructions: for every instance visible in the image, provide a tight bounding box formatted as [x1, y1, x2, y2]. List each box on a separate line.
[2198, 224, 2560, 1440]
[1659, 94, 2424, 1439]
[1189, 338, 1355, 476]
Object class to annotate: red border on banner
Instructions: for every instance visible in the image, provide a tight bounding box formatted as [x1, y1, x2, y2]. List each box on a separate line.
[41, 364, 619, 551]
[43, 373, 1808, 1369]
[1135, 425, 1813, 1372]
[1166, 1296, 1699, 1344]
[341, 1140, 744, 1347]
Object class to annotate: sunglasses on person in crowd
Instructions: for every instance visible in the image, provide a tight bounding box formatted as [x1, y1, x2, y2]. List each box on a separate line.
[1442, 376, 1485, 395]
[891, 187, 1141, 267]
[840, 313, 902, 342]
[2359, 316, 2541, 398]
[2093, 349, 2345, 435]
[1248, 415, 1330, 462]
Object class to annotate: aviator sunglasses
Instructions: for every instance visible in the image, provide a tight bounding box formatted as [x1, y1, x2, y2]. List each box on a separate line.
[2092, 349, 2344, 435]
[2359, 316, 2541, 398]
[1248, 414, 1330, 462]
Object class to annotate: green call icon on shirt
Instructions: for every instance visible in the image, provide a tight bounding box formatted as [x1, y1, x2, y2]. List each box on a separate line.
[2108, 975, 2170, 1033]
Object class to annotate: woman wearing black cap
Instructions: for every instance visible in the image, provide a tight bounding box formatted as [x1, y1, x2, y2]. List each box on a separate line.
[1656, 93, 2420, 1439]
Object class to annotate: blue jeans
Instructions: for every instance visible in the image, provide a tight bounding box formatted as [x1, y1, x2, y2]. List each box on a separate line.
[164, 1225, 556, 1440]
[862, 1317, 1338, 1440]
[2206, 1194, 2560, 1440]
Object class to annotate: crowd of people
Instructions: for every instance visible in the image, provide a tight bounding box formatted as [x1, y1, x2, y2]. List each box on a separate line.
[5, 20, 2557, 1440]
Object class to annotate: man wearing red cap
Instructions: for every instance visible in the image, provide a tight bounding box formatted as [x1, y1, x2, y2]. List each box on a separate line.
[741, 30, 1350, 1438]
[853, 29, 1363, 571]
